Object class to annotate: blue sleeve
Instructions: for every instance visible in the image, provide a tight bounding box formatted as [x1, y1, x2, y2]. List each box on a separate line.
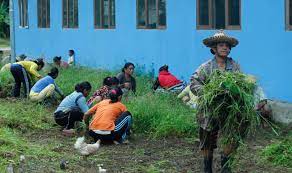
[53, 81, 64, 96]
[77, 97, 89, 113]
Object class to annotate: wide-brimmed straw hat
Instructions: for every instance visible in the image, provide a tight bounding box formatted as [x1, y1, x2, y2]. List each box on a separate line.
[203, 30, 239, 48]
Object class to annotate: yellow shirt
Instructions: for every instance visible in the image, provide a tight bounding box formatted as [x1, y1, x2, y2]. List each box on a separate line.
[16, 61, 41, 78]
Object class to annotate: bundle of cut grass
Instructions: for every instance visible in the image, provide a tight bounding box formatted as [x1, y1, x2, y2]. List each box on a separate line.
[197, 70, 259, 145]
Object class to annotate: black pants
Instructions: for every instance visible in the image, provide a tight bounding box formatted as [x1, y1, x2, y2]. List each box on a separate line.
[89, 111, 132, 143]
[54, 108, 84, 129]
[10, 64, 31, 97]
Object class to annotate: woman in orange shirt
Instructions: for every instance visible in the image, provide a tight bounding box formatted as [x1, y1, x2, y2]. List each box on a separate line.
[83, 87, 132, 144]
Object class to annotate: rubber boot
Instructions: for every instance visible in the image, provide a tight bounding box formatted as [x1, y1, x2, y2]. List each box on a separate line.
[203, 157, 213, 173]
[221, 154, 231, 173]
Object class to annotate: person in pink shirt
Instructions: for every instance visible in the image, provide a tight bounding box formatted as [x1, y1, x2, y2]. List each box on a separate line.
[53, 56, 69, 69]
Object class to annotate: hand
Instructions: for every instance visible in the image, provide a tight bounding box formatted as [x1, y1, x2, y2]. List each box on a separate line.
[124, 82, 131, 89]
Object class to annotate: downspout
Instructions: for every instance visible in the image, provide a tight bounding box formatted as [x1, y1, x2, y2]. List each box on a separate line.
[9, 0, 16, 63]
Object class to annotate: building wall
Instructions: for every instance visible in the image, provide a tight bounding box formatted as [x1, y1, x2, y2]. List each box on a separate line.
[13, 0, 292, 102]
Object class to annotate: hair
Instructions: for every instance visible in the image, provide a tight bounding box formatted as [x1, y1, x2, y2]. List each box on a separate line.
[103, 77, 112, 86]
[33, 58, 45, 69]
[159, 65, 169, 72]
[122, 62, 135, 72]
[110, 77, 119, 86]
[75, 81, 92, 93]
[69, 49, 75, 54]
[53, 56, 62, 62]
[109, 87, 123, 103]
[48, 67, 59, 77]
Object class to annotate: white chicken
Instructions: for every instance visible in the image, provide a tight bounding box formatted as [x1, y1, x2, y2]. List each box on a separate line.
[74, 136, 101, 156]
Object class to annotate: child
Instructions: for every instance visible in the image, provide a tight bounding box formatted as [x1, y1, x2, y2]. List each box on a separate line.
[53, 56, 69, 68]
[84, 87, 132, 144]
[29, 67, 64, 102]
[87, 77, 119, 107]
[68, 50, 75, 66]
[54, 82, 91, 135]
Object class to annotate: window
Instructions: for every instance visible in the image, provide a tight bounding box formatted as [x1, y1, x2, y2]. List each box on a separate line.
[94, 0, 115, 29]
[286, 0, 292, 30]
[197, 0, 241, 30]
[63, 0, 78, 28]
[137, 0, 166, 29]
[18, 0, 28, 27]
[37, 0, 50, 28]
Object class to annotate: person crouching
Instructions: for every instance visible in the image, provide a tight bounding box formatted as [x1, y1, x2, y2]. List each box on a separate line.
[54, 82, 91, 135]
[29, 67, 64, 102]
[83, 87, 132, 144]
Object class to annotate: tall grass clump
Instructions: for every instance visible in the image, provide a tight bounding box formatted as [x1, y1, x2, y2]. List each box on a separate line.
[261, 138, 292, 168]
[126, 93, 197, 138]
[0, 70, 13, 97]
[197, 70, 259, 145]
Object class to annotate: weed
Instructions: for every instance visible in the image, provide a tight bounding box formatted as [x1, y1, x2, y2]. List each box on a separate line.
[261, 138, 292, 167]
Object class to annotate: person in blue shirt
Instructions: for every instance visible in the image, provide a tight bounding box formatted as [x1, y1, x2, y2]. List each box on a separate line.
[29, 67, 64, 102]
[54, 81, 92, 135]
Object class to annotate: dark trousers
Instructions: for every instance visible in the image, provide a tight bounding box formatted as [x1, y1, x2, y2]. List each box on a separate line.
[10, 64, 31, 97]
[89, 111, 132, 143]
[54, 108, 84, 129]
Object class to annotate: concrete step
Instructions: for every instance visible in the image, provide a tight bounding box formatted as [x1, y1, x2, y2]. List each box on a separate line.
[268, 100, 292, 124]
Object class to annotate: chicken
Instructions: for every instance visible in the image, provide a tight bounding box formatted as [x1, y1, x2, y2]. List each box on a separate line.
[74, 136, 101, 156]
[98, 164, 107, 173]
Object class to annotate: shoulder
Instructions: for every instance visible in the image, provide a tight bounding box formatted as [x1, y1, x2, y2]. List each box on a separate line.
[116, 72, 124, 78]
[228, 57, 240, 68]
[196, 59, 213, 72]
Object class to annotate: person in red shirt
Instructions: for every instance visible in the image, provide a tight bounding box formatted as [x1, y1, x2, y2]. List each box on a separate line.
[153, 65, 185, 92]
[83, 87, 132, 144]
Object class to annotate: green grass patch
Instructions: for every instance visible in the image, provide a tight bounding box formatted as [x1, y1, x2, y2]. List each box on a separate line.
[0, 99, 53, 131]
[0, 65, 198, 138]
[0, 38, 9, 47]
[261, 138, 292, 168]
[127, 93, 197, 138]
[0, 127, 60, 170]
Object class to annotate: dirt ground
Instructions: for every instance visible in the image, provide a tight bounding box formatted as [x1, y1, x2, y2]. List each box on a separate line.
[8, 126, 290, 173]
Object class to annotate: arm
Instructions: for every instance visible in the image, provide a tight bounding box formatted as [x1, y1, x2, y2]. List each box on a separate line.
[76, 97, 89, 113]
[54, 83, 64, 98]
[29, 63, 42, 79]
[190, 65, 207, 96]
[83, 104, 99, 125]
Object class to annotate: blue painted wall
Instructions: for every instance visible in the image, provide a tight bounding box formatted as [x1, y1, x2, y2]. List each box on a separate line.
[13, 0, 292, 102]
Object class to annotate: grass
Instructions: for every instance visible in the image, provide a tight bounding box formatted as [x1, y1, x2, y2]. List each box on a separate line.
[0, 64, 197, 170]
[261, 137, 292, 168]
[197, 70, 259, 145]
[0, 64, 292, 172]
[0, 38, 9, 48]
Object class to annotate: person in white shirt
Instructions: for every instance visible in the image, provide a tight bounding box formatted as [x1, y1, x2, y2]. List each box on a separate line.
[68, 49, 75, 66]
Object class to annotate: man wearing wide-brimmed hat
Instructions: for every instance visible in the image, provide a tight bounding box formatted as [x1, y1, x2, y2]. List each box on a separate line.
[190, 30, 240, 173]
